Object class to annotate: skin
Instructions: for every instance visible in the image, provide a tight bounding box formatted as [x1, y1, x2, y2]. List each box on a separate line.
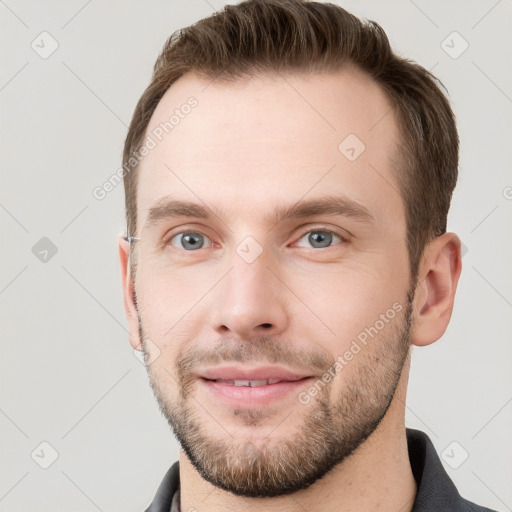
[119, 66, 462, 512]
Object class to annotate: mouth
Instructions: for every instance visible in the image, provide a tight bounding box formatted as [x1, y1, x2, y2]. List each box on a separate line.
[197, 365, 312, 383]
[201, 377, 306, 387]
[196, 368, 314, 407]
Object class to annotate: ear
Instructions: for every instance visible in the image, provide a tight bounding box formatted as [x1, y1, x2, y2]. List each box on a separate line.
[410, 232, 462, 347]
[118, 234, 142, 350]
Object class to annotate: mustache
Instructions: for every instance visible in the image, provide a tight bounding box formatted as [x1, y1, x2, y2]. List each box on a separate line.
[176, 335, 333, 379]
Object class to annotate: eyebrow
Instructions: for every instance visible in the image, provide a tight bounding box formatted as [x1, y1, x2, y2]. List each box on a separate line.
[144, 195, 375, 229]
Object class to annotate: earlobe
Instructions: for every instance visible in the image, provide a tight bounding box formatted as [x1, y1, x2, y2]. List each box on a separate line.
[410, 233, 462, 347]
[118, 234, 141, 350]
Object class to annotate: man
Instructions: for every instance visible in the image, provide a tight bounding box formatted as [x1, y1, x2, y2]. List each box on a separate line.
[118, 1, 497, 511]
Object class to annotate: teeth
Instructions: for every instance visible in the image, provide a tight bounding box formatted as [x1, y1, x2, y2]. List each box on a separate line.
[234, 380, 267, 387]
[216, 379, 282, 386]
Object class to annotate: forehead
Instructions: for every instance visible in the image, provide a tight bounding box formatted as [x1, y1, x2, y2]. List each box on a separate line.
[136, 67, 403, 233]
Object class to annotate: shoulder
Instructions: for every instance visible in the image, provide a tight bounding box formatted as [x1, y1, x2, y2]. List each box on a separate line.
[144, 461, 180, 512]
[406, 428, 499, 512]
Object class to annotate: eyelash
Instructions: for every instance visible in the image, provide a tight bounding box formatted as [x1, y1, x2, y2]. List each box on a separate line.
[164, 226, 348, 251]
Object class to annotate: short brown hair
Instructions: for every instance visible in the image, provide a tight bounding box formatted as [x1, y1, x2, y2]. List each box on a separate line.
[123, 0, 458, 282]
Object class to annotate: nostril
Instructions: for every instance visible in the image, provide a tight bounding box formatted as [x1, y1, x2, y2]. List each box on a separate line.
[260, 323, 272, 328]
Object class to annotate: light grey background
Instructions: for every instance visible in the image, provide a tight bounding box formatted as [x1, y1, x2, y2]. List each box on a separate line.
[1, 1, 511, 511]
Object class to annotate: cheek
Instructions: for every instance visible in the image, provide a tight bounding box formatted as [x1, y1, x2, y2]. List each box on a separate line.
[135, 264, 217, 337]
[286, 258, 405, 325]
[282, 263, 408, 385]
[135, 270, 224, 383]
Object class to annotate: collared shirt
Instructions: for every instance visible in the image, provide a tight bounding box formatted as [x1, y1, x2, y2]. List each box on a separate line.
[144, 428, 497, 512]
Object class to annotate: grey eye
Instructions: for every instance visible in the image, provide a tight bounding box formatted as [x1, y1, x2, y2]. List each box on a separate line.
[296, 230, 342, 249]
[170, 232, 210, 251]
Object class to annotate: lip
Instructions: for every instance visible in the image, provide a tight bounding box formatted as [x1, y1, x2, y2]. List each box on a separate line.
[195, 365, 315, 408]
[197, 365, 312, 382]
[199, 376, 313, 408]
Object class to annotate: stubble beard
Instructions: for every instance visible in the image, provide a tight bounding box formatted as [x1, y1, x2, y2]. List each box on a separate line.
[139, 292, 414, 498]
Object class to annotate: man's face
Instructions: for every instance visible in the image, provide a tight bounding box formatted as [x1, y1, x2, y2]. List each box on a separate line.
[130, 68, 414, 497]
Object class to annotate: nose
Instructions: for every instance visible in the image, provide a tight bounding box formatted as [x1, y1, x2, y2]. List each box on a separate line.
[210, 249, 289, 339]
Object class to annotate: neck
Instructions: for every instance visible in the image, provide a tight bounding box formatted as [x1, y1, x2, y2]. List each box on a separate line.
[179, 363, 416, 512]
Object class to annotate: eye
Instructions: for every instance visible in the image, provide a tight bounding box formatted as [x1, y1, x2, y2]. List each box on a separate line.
[295, 229, 344, 249]
[169, 231, 211, 251]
